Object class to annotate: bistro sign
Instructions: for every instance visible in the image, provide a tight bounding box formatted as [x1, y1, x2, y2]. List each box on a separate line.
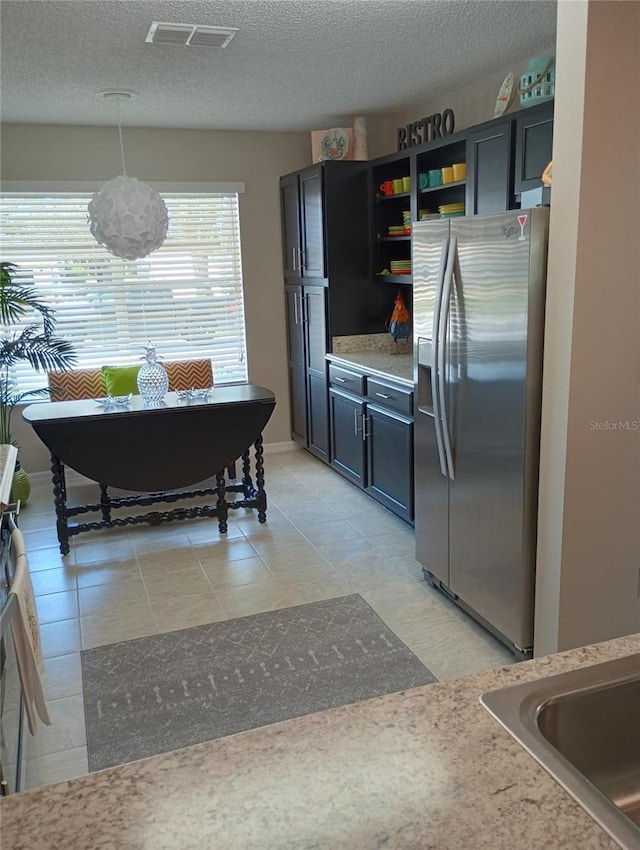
[397, 109, 455, 150]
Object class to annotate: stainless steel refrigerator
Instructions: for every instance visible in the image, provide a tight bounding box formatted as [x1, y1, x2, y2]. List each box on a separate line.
[413, 208, 549, 659]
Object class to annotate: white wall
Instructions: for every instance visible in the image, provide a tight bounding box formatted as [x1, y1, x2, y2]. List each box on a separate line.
[534, 0, 640, 653]
[1, 125, 312, 470]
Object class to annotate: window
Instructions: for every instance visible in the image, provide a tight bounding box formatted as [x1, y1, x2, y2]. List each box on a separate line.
[0, 188, 247, 393]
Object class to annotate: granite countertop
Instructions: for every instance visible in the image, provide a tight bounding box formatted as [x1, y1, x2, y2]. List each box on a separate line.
[327, 351, 413, 386]
[3, 634, 639, 849]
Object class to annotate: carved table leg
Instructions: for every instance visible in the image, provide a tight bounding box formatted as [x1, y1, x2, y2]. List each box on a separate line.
[254, 435, 267, 523]
[215, 470, 228, 533]
[241, 449, 253, 497]
[99, 484, 112, 523]
[51, 454, 70, 555]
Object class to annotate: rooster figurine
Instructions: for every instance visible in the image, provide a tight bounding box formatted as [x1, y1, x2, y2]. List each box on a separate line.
[387, 290, 410, 353]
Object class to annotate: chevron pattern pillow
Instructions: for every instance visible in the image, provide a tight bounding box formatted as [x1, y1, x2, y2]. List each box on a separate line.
[164, 359, 213, 391]
[48, 368, 105, 401]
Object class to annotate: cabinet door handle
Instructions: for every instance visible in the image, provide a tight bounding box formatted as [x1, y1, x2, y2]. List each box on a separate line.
[292, 246, 297, 272]
[299, 247, 305, 270]
[375, 392, 391, 400]
[353, 408, 360, 435]
[334, 376, 346, 383]
[293, 291, 299, 325]
[362, 413, 370, 440]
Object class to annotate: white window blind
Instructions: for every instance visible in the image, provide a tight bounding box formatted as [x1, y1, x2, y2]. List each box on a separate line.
[0, 191, 248, 393]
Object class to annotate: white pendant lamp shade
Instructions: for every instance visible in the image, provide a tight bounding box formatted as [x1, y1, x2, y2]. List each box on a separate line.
[88, 90, 169, 260]
[88, 175, 169, 261]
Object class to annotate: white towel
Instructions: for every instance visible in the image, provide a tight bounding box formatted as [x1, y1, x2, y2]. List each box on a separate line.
[9, 522, 51, 735]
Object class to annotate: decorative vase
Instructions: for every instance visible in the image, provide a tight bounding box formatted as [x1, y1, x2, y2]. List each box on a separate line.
[136, 344, 169, 403]
[12, 458, 31, 505]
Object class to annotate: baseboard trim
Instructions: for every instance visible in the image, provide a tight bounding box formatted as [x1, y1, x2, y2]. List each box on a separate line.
[263, 440, 301, 454]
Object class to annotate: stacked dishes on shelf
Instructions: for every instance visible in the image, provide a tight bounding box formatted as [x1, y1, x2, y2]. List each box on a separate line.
[402, 210, 411, 234]
[390, 260, 411, 275]
[387, 225, 405, 237]
[439, 202, 466, 218]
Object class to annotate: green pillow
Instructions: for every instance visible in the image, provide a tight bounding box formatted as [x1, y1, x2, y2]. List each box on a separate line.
[101, 364, 140, 396]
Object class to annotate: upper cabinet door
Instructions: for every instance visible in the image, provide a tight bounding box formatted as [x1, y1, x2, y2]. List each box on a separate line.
[299, 167, 327, 279]
[466, 119, 514, 215]
[280, 173, 302, 280]
[513, 104, 554, 195]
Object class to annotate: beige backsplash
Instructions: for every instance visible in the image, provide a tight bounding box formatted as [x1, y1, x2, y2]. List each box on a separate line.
[332, 333, 413, 354]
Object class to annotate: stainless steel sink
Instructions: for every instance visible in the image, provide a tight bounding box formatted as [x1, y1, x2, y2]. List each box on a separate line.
[480, 652, 640, 850]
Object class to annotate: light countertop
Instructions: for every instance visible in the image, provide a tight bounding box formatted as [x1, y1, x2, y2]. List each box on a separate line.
[2, 634, 639, 849]
[327, 351, 413, 385]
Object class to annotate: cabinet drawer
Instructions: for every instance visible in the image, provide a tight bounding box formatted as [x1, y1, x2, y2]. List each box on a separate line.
[328, 364, 365, 396]
[366, 378, 413, 416]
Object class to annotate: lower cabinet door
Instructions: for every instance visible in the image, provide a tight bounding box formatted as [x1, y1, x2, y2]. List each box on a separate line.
[307, 373, 329, 461]
[288, 361, 307, 445]
[329, 389, 365, 487]
[366, 404, 414, 521]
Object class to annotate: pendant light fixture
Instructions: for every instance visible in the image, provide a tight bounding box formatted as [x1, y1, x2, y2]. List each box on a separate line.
[88, 91, 169, 261]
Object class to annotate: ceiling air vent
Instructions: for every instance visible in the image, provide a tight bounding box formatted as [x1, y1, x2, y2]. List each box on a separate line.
[145, 22, 238, 48]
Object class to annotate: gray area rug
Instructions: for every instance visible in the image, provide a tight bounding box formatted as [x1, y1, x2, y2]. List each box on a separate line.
[81, 593, 437, 771]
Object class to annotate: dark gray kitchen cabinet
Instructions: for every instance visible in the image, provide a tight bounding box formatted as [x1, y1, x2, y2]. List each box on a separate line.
[305, 288, 330, 458]
[285, 284, 307, 443]
[329, 364, 414, 522]
[280, 167, 326, 280]
[285, 284, 329, 460]
[280, 161, 370, 457]
[329, 388, 366, 487]
[366, 403, 413, 521]
[280, 173, 302, 280]
[280, 162, 369, 286]
[466, 118, 514, 215]
[514, 102, 554, 194]
[307, 370, 330, 460]
[299, 168, 325, 278]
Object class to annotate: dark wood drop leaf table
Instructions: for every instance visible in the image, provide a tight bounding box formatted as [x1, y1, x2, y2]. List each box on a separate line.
[22, 385, 276, 555]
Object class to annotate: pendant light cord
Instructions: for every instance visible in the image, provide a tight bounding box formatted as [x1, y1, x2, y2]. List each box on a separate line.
[116, 97, 127, 176]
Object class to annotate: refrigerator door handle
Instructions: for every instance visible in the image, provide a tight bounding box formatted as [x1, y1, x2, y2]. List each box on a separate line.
[438, 237, 457, 480]
[432, 238, 450, 477]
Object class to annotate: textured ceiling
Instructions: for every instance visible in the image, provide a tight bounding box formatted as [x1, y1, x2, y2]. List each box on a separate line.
[0, 0, 557, 131]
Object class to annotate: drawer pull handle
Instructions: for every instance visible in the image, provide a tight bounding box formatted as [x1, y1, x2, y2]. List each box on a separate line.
[375, 392, 391, 399]
[334, 376, 346, 383]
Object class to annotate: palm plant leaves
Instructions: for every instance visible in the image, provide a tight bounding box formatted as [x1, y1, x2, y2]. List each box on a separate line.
[0, 328, 75, 372]
[0, 261, 77, 445]
[0, 262, 57, 336]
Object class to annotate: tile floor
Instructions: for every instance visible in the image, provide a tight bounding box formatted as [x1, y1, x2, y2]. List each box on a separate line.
[17, 445, 513, 790]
